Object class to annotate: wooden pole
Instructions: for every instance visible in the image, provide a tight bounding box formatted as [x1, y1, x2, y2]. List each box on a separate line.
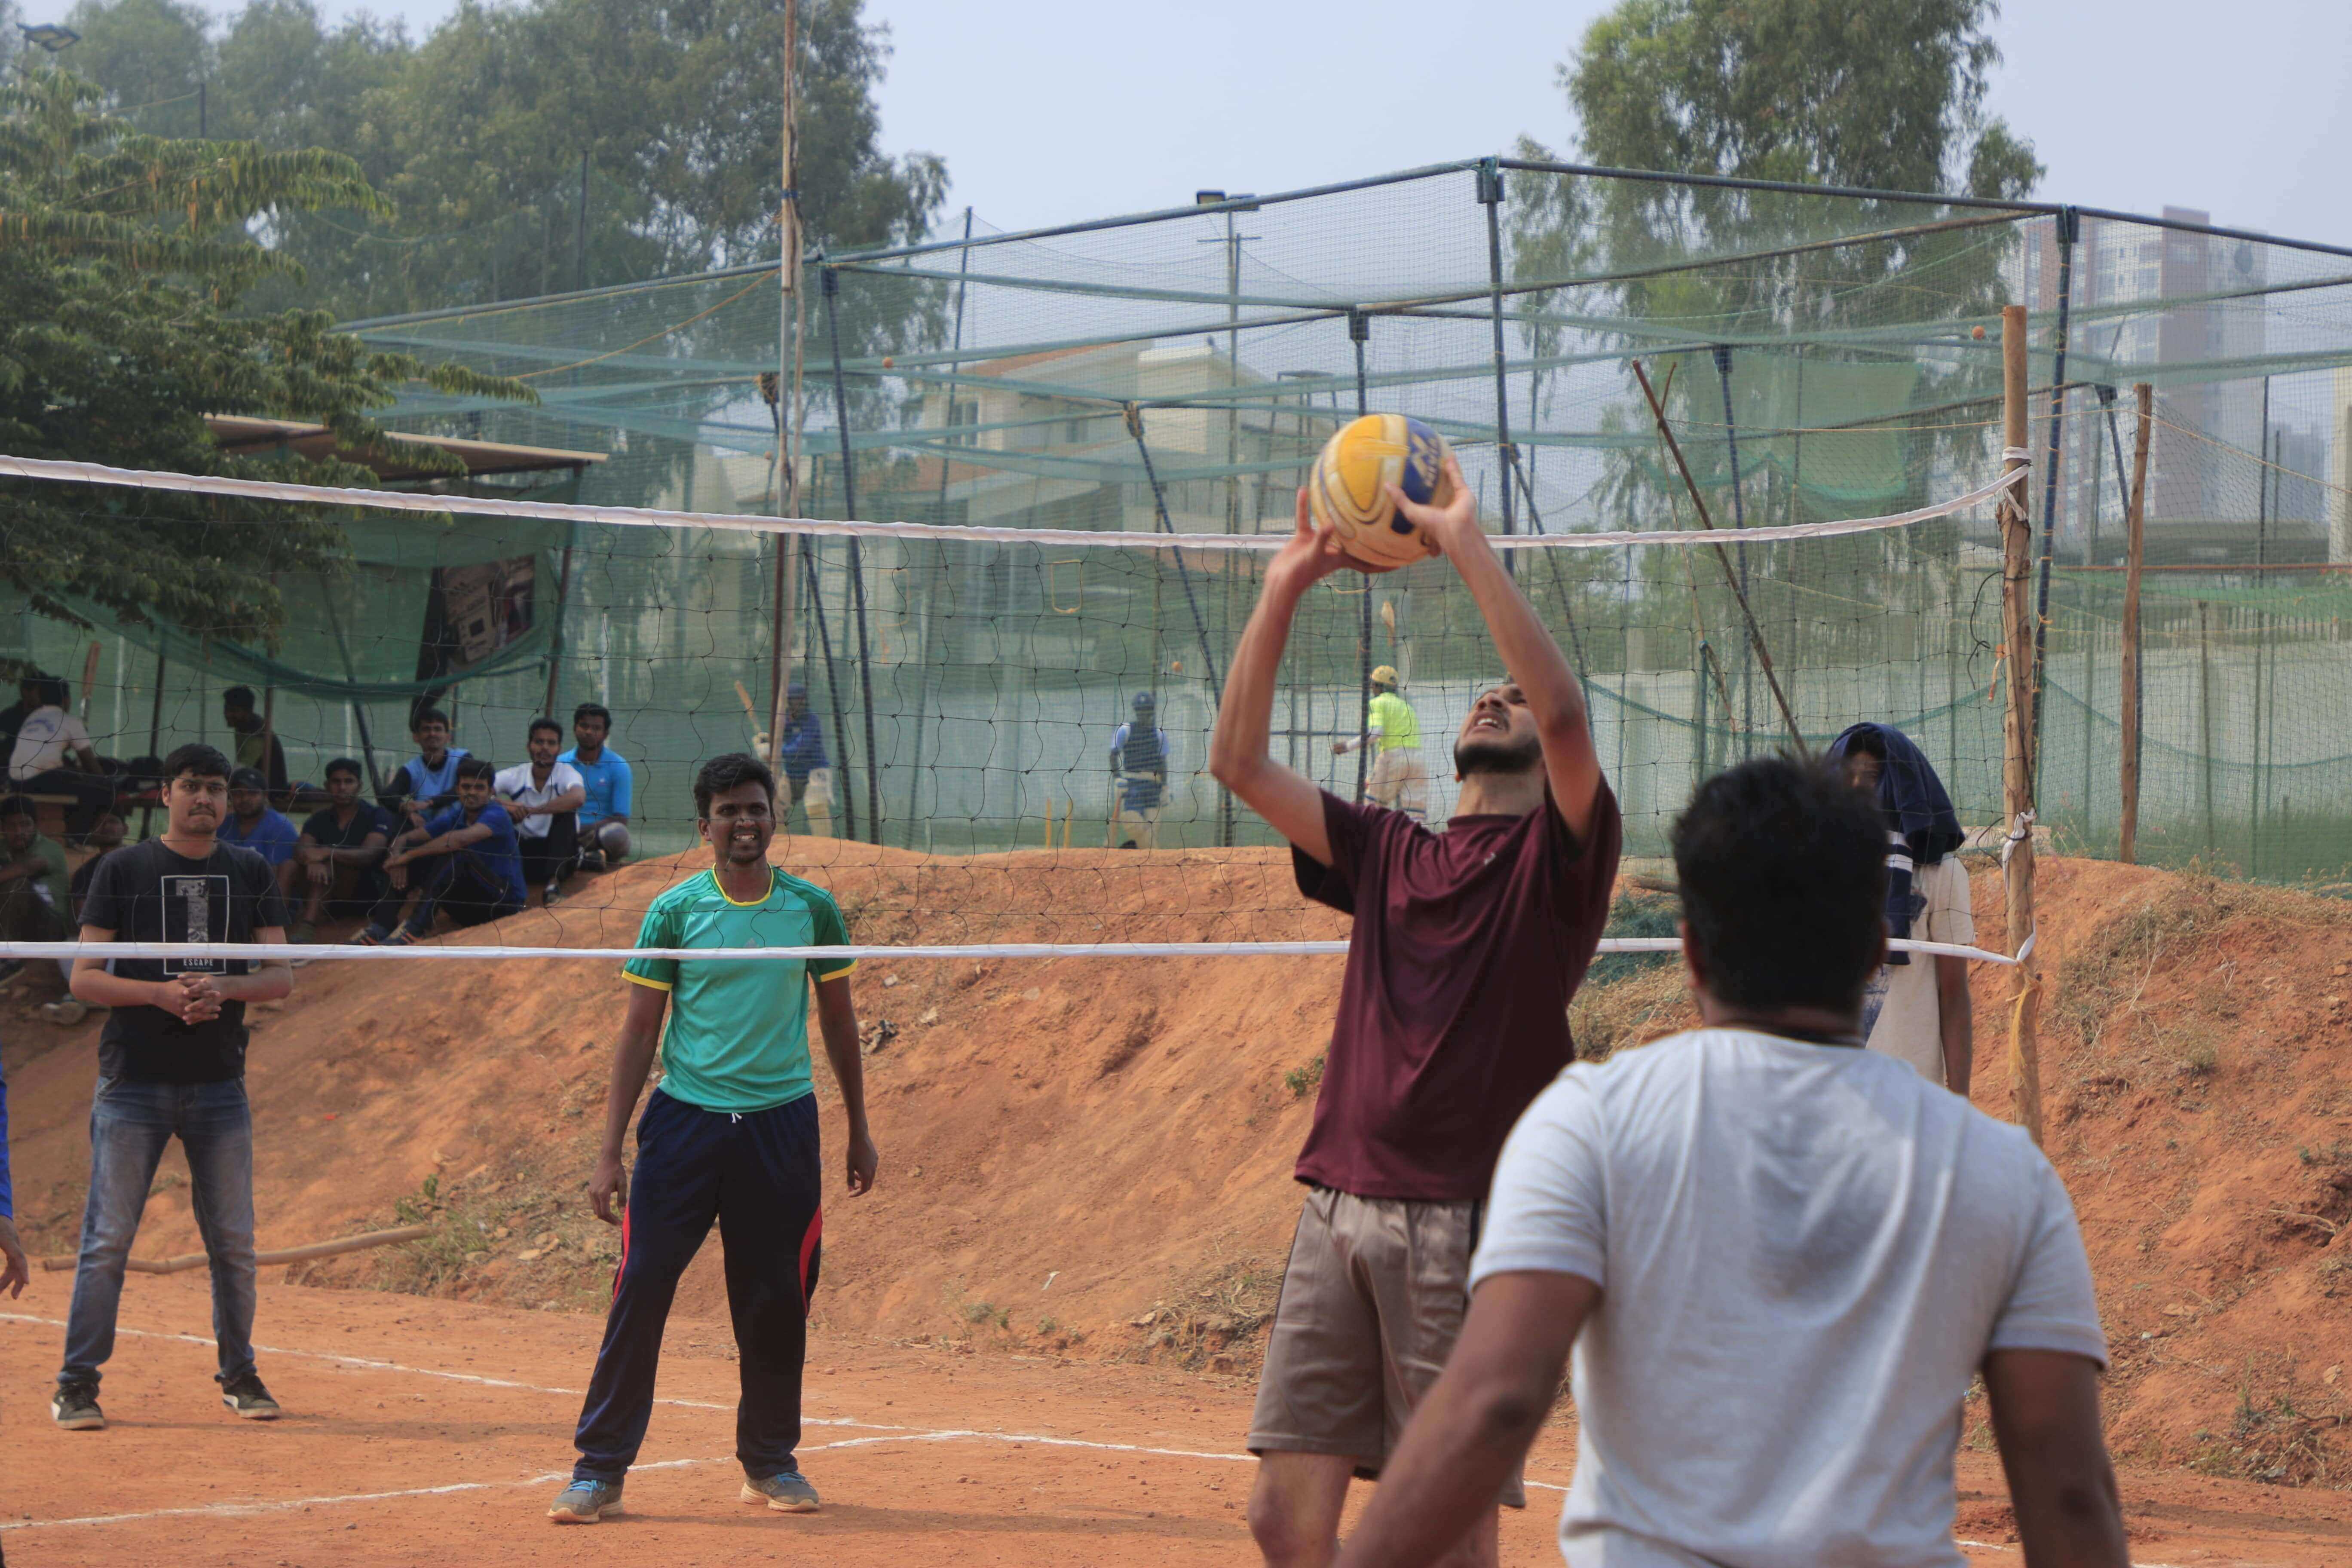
[1997, 305, 2043, 1145]
[2118, 384, 2151, 864]
[42, 1222, 434, 1275]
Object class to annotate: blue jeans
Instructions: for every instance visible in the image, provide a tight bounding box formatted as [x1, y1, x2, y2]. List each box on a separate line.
[60, 1077, 257, 1389]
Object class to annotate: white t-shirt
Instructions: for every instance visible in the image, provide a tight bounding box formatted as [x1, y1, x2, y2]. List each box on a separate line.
[493, 760, 584, 840]
[9, 706, 92, 780]
[1862, 854, 1975, 1084]
[1473, 1028, 2106, 1568]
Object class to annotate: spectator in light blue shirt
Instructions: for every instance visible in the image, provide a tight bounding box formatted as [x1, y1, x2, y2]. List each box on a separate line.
[220, 767, 303, 900]
[388, 706, 470, 830]
[559, 701, 633, 870]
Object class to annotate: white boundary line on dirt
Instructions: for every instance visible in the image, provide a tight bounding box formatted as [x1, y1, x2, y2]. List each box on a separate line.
[0, 1313, 2191, 1561]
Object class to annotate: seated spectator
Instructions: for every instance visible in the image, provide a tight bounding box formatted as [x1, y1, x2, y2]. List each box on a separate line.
[0, 793, 70, 985]
[290, 759, 392, 942]
[218, 768, 302, 897]
[383, 707, 469, 828]
[0, 674, 39, 769]
[361, 757, 525, 945]
[41, 811, 125, 1026]
[6, 675, 118, 838]
[220, 687, 290, 797]
[495, 718, 584, 906]
[559, 702, 633, 870]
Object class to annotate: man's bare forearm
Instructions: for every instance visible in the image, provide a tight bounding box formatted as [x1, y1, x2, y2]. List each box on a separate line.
[1441, 524, 1586, 735]
[814, 982, 870, 1138]
[209, 961, 293, 1004]
[599, 1026, 661, 1157]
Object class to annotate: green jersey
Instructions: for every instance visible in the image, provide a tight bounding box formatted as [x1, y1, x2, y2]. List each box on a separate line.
[1368, 691, 1420, 753]
[623, 867, 855, 1113]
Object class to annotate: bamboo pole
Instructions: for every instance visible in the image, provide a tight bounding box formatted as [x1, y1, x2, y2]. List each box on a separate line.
[42, 1223, 434, 1275]
[2119, 384, 2150, 864]
[1997, 305, 2043, 1146]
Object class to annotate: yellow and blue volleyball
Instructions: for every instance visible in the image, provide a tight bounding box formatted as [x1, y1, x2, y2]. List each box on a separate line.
[1309, 413, 1455, 569]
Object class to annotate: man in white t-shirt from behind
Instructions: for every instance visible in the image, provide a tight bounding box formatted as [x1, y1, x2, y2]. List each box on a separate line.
[495, 718, 586, 907]
[1335, 756, 2125, 1568]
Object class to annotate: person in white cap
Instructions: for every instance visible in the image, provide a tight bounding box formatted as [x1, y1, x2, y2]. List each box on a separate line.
[1334, 666, 1427, 821]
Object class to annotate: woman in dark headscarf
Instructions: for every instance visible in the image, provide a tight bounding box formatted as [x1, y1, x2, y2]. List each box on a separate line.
[1823, 723, 1976, 1092]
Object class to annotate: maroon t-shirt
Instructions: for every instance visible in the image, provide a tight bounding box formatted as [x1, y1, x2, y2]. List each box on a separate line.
[1290, 782, 1622, 1202]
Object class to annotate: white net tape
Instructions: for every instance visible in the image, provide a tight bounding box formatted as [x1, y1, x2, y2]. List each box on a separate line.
[2, 937, 2021, 964]
[0, 453, 2025, 552]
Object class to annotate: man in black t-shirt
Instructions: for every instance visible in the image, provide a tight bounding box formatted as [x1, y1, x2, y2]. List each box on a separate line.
[290, 757, 392, 941]
[54, 743, 293, 1433]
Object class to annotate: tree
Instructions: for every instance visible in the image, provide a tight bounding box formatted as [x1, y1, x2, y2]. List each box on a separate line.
[57, 0, 948, 318]
[0, 67, 528, 646]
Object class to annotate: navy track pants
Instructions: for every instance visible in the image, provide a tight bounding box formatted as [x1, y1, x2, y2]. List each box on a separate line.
[571, 1087, 823, 1482]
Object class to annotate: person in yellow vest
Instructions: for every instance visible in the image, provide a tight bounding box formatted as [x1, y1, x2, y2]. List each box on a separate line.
[1334, 666, 1428, 821]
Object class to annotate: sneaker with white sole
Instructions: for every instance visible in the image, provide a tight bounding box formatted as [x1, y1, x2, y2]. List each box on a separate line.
[220, 1371, 281, 1420]
[548, 1477, 624, 1523]
[52, 1380, 105, 1430]
[739, 1469, 820, 1512]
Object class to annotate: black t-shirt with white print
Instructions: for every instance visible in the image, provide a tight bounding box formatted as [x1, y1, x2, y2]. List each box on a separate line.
[80, 838, 290, 1083]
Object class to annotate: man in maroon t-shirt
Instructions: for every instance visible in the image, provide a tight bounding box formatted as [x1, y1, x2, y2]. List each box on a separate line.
[1212, 459, 1620, 1568]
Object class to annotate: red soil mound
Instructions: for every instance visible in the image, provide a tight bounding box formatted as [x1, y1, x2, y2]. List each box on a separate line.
[3, 846, 2347, 1486]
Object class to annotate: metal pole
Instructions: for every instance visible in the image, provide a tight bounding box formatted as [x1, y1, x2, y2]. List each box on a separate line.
[821, 265, 885, 845]
[2029, 208, 2079, 779]
[576, 150, 590, 293]
[767, 0, 800, 773]
[1477, 159, 1515, 573]
[903, 205, 973, 840]
[1351, 309, 1372, 809]
[2119, 384, 2150, 864]
[801, 534, 854, 840]
[1711, 344, 1753, 754]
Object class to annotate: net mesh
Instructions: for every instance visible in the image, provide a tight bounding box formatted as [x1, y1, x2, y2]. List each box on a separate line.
[6, 160, 2350, 946]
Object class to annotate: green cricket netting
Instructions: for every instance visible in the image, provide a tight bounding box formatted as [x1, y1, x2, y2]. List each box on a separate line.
[7, 159, 2351, 934]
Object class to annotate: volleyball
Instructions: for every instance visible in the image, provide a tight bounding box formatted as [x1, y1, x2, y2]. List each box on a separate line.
[1309, 413, 1455, 569]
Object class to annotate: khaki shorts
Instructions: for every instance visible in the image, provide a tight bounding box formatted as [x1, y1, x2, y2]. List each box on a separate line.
[1365, 748, 1428, 819]
[1248, 1186, 1525, 1507]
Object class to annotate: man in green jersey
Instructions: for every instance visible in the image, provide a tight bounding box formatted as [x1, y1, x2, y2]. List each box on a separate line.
[548, 752, 877, 1525]
[1334, 665, 1428, 821]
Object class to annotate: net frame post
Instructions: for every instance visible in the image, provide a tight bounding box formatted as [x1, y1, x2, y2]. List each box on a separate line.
[2028, 207, 2079, 781]
[2119, 384, 2151, 864]
[1349, 306, 1373, 811]
[1997, 304, 2043, 1146]
[1476, 158, 1515, 577]
[820, 261, 884, 845]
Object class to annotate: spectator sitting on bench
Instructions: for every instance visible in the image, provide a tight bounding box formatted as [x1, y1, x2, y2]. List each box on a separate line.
[42, 811, 126, 1027]
[495, 718, 584, 907]
[220, 688, 291, 799]
[289, 760, 392, 943]
[360, 757, 525, 946]
[559, 702, 633, 871]
[385, 707, 469, 830]
[218, 769, 301, 896]
[6, 676, 118, 839]
[0, 793, 70, 985]
[0, 674, 40, 770]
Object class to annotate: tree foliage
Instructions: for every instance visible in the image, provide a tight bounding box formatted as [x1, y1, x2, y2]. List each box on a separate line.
[56, 0, 947, 318]
[0, 67, 531, 645]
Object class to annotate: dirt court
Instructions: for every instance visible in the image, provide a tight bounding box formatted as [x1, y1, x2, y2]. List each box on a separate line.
[4, 1274, 2351, 1567]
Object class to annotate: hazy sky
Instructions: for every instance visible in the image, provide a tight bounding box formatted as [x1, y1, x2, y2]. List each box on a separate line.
[309, 0, 2352, 249]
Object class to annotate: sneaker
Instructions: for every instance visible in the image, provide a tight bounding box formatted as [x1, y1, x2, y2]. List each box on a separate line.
[41, 998, 89, 1027]
[220, 1371, 282, 1420]
[739, 1469, 820, 1513]
[52, 1381, 104, 1430]
[576, 849, 606, 874]
[548, 1477, 624, 1523]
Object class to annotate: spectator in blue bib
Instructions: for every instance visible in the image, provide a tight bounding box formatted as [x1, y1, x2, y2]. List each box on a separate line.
[217, 768, 301, 900]
[1109, 692, 1172, 850]
[777, 682, 834, 838]
[387, 706, 469, 828]
[361, 756, 525, 945]
[561, 702, 634, 871]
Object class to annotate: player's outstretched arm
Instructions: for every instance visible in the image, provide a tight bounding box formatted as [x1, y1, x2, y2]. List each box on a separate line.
[590, 982, 669, 1223]
[1210, 488, 1357, 866]
[812, 974, 878, 1194]
[1333, 1270, 1596, 1568]
[1984, 1350, 2129, 1568]
[1389, 457, 1605, 840]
